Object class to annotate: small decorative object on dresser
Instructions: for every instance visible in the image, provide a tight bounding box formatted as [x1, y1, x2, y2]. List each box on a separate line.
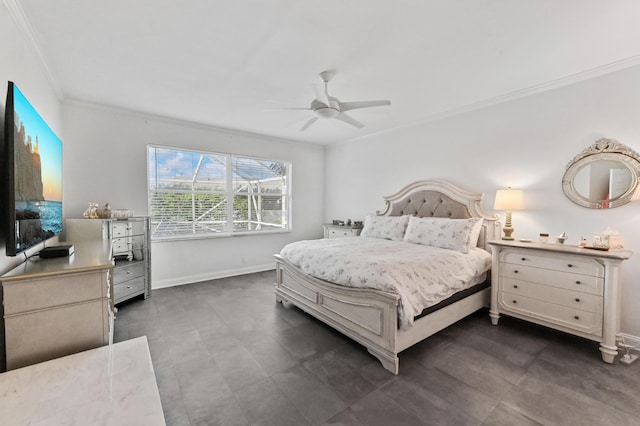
[488, 239, 632, 363]
[323, 223, 363, 239]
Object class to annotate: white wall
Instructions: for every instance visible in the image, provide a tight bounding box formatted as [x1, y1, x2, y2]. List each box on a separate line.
[62, 102, 324, 287]
[0, 3, 64, 275]
[325, 64, 640, 337]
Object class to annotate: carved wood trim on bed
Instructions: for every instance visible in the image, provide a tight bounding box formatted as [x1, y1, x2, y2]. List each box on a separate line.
[274, 179, 500, 374]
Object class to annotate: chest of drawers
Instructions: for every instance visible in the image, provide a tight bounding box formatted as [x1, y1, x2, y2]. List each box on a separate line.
[488, 240, 631, 363]
[66, 217, 151, 305]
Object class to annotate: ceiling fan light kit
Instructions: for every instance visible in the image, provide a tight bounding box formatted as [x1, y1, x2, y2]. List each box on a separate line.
[293, 70, 391, 131]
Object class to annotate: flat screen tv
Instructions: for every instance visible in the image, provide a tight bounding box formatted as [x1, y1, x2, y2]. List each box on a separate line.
[3, 81, 63, 256]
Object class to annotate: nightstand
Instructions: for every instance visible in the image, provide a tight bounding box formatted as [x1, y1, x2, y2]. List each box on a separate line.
[488, 240, 632, 363]
[323, 224, 363, 239]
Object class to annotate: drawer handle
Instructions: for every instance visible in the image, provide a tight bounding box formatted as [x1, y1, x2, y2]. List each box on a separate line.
[521, 257, 526, 261]
[575, 298, 580, 302]
[567, 264, 573, 268]
[575, 281, 581, 285]
[126, 285, 132, 289]
[514, 270, 519, 274]
[574, 315, 580, 320]
[513, 284, 518, 289]
[512, 300, 517, 304]
[126, 271, 131, 274]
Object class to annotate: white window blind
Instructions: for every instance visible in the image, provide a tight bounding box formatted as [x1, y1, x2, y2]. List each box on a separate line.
[148, 146, 290, 240]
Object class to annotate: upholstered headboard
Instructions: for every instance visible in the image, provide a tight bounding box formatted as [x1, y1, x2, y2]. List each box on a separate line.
[376, 179, 500, 252]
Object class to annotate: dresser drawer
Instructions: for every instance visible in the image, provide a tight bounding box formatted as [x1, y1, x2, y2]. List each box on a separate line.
[499, 291, 602, 337]
[113, 261, 145, 284]
[501, 278, 603, 313]
[501, 249, 604, 277]
[114, 277, 145, 302]
[500, 264, 604, 296]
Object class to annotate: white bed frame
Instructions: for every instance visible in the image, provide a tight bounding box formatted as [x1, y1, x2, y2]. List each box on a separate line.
[274, 179, 500, 374]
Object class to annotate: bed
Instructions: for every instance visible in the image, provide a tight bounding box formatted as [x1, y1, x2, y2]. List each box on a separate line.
[274, 179, 500, 374]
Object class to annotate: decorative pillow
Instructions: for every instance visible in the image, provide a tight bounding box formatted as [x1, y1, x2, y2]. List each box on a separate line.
[360, 215, 410, 241]
[403, 216, 483, 253]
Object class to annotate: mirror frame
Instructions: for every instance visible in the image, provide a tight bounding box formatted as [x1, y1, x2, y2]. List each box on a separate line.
[562, 138, 640, 209]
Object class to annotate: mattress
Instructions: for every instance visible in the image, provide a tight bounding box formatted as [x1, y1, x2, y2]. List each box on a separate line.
[279, 237, 492, 329]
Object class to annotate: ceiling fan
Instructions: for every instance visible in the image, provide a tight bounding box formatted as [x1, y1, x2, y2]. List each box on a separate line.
[292, 70, 391, 131]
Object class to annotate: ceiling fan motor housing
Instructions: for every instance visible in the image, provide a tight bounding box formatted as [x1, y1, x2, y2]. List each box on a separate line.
[312, 98, 340, 119]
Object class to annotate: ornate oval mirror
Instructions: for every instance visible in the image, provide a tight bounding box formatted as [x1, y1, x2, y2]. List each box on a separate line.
[562, 139, 640, 209]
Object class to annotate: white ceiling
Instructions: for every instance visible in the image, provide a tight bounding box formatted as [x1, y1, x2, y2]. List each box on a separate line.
[12, 0, 640, 144]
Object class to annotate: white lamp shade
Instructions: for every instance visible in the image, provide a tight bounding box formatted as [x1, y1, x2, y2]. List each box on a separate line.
[494, 188, 524, 210]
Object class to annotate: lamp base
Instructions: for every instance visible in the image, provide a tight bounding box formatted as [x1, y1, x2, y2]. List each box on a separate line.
[502, 225, 515, 240]
[502, 212, 515, 240]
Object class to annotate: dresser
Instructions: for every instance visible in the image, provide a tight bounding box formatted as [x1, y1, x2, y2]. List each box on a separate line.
[323, 224, 363, 239]
[1, 240, 114, 371]
[488, 240, 632, 363]
[66, 217, 151, 304]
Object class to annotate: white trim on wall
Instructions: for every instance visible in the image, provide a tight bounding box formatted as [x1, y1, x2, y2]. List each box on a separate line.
[619, 333, 640, 355]
[152, 263, 275, 289]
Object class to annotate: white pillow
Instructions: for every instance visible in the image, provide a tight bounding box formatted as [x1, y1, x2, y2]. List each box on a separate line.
[360, 215, 410, 241]
[403, 216, 483, 253]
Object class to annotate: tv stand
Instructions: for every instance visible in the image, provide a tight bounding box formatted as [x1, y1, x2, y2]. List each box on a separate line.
[0, 240, 114, 371]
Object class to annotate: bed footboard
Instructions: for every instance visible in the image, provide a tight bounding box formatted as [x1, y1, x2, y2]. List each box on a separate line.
[274, 254, 401, 374]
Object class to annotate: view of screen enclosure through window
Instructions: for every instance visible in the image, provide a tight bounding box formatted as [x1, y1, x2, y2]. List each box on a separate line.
[148, 146, 290, 240]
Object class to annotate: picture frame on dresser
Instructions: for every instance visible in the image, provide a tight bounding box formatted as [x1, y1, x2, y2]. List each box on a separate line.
[488, 239, 632, 363]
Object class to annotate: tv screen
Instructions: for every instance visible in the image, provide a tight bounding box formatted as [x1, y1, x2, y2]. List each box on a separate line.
[3, 81, 63, 256]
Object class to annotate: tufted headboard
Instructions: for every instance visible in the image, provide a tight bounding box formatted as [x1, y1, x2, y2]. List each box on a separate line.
[376, 179, 500, 252]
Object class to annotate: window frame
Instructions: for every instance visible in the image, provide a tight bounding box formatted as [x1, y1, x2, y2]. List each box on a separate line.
[147, 144, 291, 242]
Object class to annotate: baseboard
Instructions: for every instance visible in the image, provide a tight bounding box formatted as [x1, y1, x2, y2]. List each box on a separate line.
[152, 263, 275, 289]
[619, 333, 640, 353]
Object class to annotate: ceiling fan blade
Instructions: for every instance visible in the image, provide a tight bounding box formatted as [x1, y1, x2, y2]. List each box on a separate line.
[300, 116, 318, 131]
[312, 83, 330, 107]
[263, 106, 311, 112]
[335, 112, 364, 128]
[340, 100, 391, 112]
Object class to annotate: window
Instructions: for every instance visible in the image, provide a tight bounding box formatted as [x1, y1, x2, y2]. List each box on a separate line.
[148, 146, 290, 240]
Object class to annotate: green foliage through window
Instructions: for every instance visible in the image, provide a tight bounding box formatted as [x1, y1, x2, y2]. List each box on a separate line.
[148, 146, 290, 239]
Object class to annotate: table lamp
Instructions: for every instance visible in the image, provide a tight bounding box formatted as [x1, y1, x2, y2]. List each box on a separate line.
[494, 188, 524, 240]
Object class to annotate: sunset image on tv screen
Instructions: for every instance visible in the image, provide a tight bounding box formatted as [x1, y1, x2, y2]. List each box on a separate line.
[12, 84, 63, 250]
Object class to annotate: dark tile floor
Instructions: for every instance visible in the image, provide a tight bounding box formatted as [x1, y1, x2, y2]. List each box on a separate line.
[113, 271, 640, 426]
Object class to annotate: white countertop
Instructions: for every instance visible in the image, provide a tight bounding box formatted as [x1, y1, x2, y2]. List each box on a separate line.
[0, 337, 165, 425]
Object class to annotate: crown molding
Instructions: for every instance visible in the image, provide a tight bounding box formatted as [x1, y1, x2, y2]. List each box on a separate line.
[4, 0, 64, 100]
[345, 55, 640, 145]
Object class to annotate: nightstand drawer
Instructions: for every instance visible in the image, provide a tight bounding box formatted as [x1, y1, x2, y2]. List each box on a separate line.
[499, 292, 602, 337]
[500, 264, 603, 295]
[112, 238, 131, 253]
[110, 222, 131, 238]
[501, 278, 603, 313]
[501, 249, 604, 277]
[114, 277, 145, 301]
[329, 229, 353, 238]
[113, 261, 144, 284]
[324, 224, 362, 239]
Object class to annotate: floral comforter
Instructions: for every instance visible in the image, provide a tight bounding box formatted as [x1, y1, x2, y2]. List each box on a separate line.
[279, 237, 492, 329]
